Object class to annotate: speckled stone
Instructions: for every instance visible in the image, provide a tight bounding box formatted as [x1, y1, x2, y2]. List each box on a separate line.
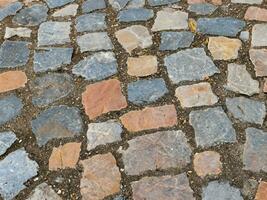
[44, 0, 75, 8]
[188, 3, 217, 15]
[0, 2, 22, 22]
[118, 8, 154, 22]
[27, 183, 62, 200]
[160, 31, 194, 50]
[0, 131, 16, 156]
[148, 0, 180, 6]
[82, 0, 106, 13]
[75, 13, 106, 32]
[251, 24, 267, 47]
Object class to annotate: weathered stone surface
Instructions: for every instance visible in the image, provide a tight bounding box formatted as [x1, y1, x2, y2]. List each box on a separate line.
[0, 131, 16, 156]
[0, 71, 27, 93]
[120, 105, 177, 132]
[31, 106, 83, 146]
[120, 130, 192, 175]
[188, 3, 217, 15]
[242, 179, 258, 199]
[0, 149, 39, 200]
[115, 25, 152, 53]
[243, 128, 267, 173]
[12, 4, 48, 26]
[239, 31, 249, 42]
[44, 0, 74, 8]
[152, 9, 188, 32]
[0, 2, 22, 21]
[160, 31, 194, 50]
[255, 181, 267, 200]
[193, 151, 222, 178]
[245, 7, 267, 22]
[164, 48, 219, 84]
[197, 17, 246, 36]
[33, 48, 73, 72]
[249, 49, 267, 77]
[127, 55, 157, 77]
[82, 0, 106, 13]
[225, 63, 260, 96]
[251, 24, 267, 47]
[49, 142, 81, 170]
[189, 107, 236, 147]
[5, 27, 32, 38]
[231, 0, 262, 4]
[0, 0, 17, 7]
[0, 40, 30, 68]
[226, 97, 265, 125]
[82, 79, 127, 119]
[109, 0, 129, 10]
[127, 0, 145, 8]
[175, 82, 218, 108]
[87, 120, 122, 151]
[27, 183, 62, 200]
[52, 4, 78, 17]
[77, 32, 113, 52]
[264, 79, 267, 93]
[38, 22, 71, 46]
[30, 73, 74, 107]
[208, 37, 242, 60]
[72, 52, 117, 81]
[202, 181, 243, 200]
[75, 13, 106, 32]
[187, 0, 206, 4]
[148, 0, 180, 6]
[128, 78, 168, 105]
[80, 153, 121, 200]
[132, 173, 194, 200]
[118, 8, 154, 22]
[0, 95, 23, 126]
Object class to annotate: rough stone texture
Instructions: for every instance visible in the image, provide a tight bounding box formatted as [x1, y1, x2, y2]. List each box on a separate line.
[0, 2, 22, 22]
[82, 79, 127, 119]
[127, 78, 168, 105]
[131, 173, 194, 200]
[264, 79, 267, 93]
[202, 181, 243, 200]
[245, 7, 267, 22]
[52, 4, 78, 17]
[243, 128, 267, 173]
[27, 183, 62, 200]
[80, 153, 121, 200]
[118, 8, 154, 22]
[0, 40, 30, 68]
[120, 130, 192, 175]
[77, 32, 113, 52]
[148, 0, 180, 6]
[0, 95, 23, 126]
[249, 49, 267, 77]
[188, 3, 217, 15]
[109, 0, 129, 10]
[226, 97, 265, 125]
[175, 82, 218, 108]
[72, 52, 117, 81]
[251, 24, 267, 47]
[127, 55, 157, 77]
[197, 17, 246, 36]
[87, 120, 122, 151]
[82, 0, 106, 13]
[120, 105, 177, 132]
[127, 0, 145, 8]
[208, 36, 242, 60]
[115, 25, 152, 53]
[0, 71, 27, 93]
[4, 27, 32, 38]
[49, 142, 81, 170]
[44, 0, 74, 8]
[225, 63, 260, 96]
[164, 48, 219, 84]
[231, 0, 262, 4]
[255, 181, 267, 200]
[0, 149, 39, 200]
[75, 13, 106, 32]
[12, 4, 48, 26]
[152, 8, 188, 32]
[193, 151, 222, 178]
[239, 31, 249, 42]
[33, 48, 73, 72]
[38, 21, 71, 46]
[0, 131, 16, 156]
[189, 107, 236, 147]
[31, 106, 83, 146]
[30, 73, 74, 107]
[242, 179, 258, 199]
[160, 31, 194, 50]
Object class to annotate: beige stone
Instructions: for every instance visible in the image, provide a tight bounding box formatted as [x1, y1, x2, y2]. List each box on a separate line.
[0, 71, 27, 93]
[5, 27, 32, 39]
[245, 7, 267, 22]
[249, 49, 267, 77]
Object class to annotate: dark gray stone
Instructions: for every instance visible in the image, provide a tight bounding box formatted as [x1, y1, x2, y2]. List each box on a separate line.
[164, 48, 219, 84]
[0, 149, 39, 200]
[33, 48, 73, 73]
[0, 40, 30, 68]
[0, 131, 16, 156]
[189, 107, 237, 147]
[109, 0, 130, 10]
[0, 2, 23, 22]
[188, 3, 217, 15]
[75, 13, 106, 32]
[148, 0, 180, 6]
[160, 31, 194, 50]
[118, 8, 154, 22]
[30, 73, 74, 107]
[128, 78, 168, 105]
[197, 17, 246, 37]
[31, 106, 83, 146]
[12, 4, 48, 26]
[82, 0, 106, 13]
[0, 95, 23, 126]
[44, 0, 75, 8]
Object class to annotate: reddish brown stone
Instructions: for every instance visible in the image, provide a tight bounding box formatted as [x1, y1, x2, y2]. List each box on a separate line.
[245, 7, 267, 22]
[120, 105, 177, 132]
[49, 142, 81, 170]
[0, 71, 27, 93]
[249, 49, 267, 77]
[82, 79, 127, 119]
[255, 181, 267, 200]
[80, 153, 121, 200]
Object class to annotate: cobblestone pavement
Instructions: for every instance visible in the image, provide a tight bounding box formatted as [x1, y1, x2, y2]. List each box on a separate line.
[0, 0, 267, 199]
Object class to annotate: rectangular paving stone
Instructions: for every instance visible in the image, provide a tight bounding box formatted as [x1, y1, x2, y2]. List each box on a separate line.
[0, 71, 27, 93]
[82, 0, 106, 13]
[160, 31, 194, 50]
[245, 7, 267, 22]
[249, 49, 267, 77]
[251, 24, 267, 47]
[52, 4, 78, 17]
[4, 27, 32, 39]
[188, 3, 217, 15]
[118, 8, 154, 22]
[75, 13, 106, 32]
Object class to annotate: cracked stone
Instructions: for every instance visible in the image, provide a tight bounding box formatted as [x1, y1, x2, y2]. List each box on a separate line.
[0, 2, 22, 22]
[251, 24, 267, 47]
[249, 49, 267, 77]
[255, 181, 267, 200]
[245, 7, 267, 22]
[0, 71, 27, 93]
[148, 0, 180, 6]
[75, 13, 106, 32]
[82, 0, 106, 13]
[118, 8, 154, 22]
[160, 31, 194, 50]
[27, 183, 62, 200]
[5, 27, 32, 39]
[0, 131, 16, 156]
[188, 3, 217, 15]
[52, 4, 78, 17]
[44, 0, 74, 8]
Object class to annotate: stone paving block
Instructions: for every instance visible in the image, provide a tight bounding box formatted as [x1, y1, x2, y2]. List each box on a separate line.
[243, 128, 267, 173]
[0, 131, 16, 156]
[239, 31, 249, 42]
[249, 49, 267, 77]
[82, 0, 106, 13]
[118, 8, 154, 22]
[148, 0, 180, 6]
[164, 48, 219, 84]
[245, 7, 267, 22]
[75, 13, 106, 32]
[119, 130, 192, 175]
[0, 71, 27, 93]
[231, 0, 262, 4]
[109, 0, 129, 10]
[120, 105, 177, 132]
[127, 78, 168, 105]
[80, 153, 121, 200]
[0, 149, 39, 200]
[127, 0, 145, 8]
[189, 107, 236, 147]
[131, 173, 194, 200]
[27, 183, 62, 200]
[188, 3, 217, 15]
[31, 105, 83, 146]
[44, 0, 75, 8]
[251, 24, 267, 47]
[52, 4, 78, 17]
[255, 181, 267, 200]
[0, 1, 22, 21]
[4, 27, 32, 38]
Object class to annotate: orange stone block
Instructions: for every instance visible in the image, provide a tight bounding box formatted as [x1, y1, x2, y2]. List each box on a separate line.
[0, 71, 27, 93]
[255, 181, 267, 200]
